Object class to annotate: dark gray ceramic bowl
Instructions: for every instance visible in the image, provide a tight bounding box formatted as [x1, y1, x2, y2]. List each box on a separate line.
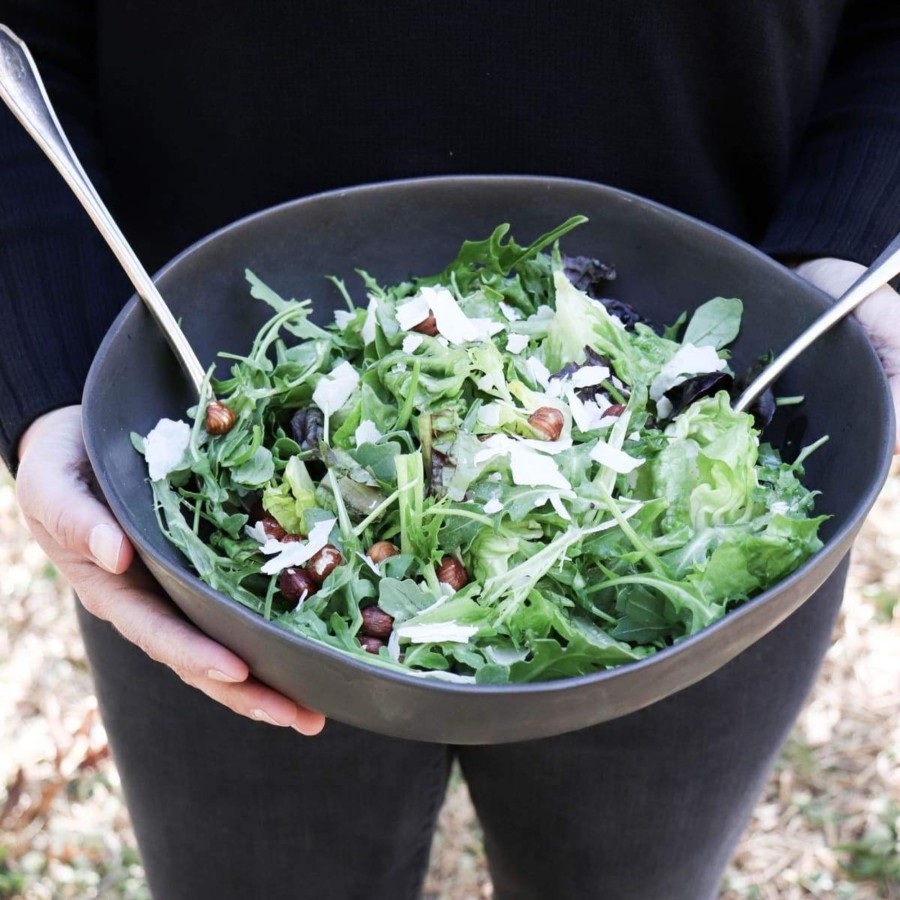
[82, 176, 894, 744]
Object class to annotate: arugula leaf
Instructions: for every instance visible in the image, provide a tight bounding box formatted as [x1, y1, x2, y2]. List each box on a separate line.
[423, 216, 587, 291]
[377, 577, 436, 622]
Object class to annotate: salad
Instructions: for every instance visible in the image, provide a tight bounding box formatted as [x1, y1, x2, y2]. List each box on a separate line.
[135, 218, 827, 685]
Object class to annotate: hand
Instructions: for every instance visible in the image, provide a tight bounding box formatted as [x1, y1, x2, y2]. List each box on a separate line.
[15, 405, 325, 735]
[793, 257, 900, 453]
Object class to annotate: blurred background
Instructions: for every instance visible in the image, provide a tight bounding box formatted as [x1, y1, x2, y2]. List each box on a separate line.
[1, 463, 898, 899]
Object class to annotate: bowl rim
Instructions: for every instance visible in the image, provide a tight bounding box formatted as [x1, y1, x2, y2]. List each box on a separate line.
[83, 173, 897, 696]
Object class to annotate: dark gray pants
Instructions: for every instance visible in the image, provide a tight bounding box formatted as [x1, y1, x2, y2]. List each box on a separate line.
[76, 557, 848, 900]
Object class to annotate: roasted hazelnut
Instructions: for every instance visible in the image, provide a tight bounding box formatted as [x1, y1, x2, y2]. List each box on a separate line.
[359, 635, 386, 654]
[361, 605, 395, 639]
[260, 515, 286, 541]
[437, 555, 468, 592]
[412, 312, 439, 336]
[281, 532, 305, 543]
[366, 541, 400, 565]
[307, 544, 344, 585]
[605, 403, 627, 417]
[205, 401, 237, 435]
[528, 406, 564, 441]
[278, 567, 317, 603]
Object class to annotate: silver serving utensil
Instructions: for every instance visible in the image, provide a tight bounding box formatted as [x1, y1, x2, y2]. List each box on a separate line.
[0, 25, 205, 395]
[734, 232, 900, 412]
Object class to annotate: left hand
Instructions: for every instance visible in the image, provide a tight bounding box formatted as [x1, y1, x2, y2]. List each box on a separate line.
[793, 257, 900, 453]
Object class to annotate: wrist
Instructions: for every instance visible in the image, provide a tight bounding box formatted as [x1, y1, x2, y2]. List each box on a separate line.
[17, 404, 82, 463]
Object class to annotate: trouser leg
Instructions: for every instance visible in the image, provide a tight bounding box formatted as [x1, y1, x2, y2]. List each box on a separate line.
[458, 557, 850, 900]
[75, 600, 451, 900]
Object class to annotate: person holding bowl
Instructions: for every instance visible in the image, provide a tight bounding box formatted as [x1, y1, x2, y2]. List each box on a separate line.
[1, 3, 899, 898]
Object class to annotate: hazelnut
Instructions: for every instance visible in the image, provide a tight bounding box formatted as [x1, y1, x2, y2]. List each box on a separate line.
[360, 605, 394, 639]
[528, 406, 564, 441]
[205, 401, 237, 435]
[359, 635, 386, 654]
[260, 516, 286, 541]
[281, 532, 305, 543]
[412, 312, 439, 336]
[307, 544, 343, 585]
[278, 567, 317, 603]
[437, 555, 468, 592]
[605, 404, 627, 417]
[366, 541, 400, 565]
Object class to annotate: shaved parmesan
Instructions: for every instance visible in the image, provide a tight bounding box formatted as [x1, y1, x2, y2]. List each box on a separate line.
[402, 333, 425, 353]
[355, 419, 382, 446]
[260, 517, 337, 575]
[590, 440, 645, 474]
[506, 333, 529, 354]
[144, 418, 191, 481]
[333, 310, 354, 329]
[422, 286, 504, 345]
[515, 435, 573, 456]
[572, 365, 610, 388]
[406, 669, 478, 684]
[485, 645, 530, 665]
[484, 497, 504, 515]
[525, 357, 552, 390]
[397, 621, 480, 644]
[475, 434, 571, 490]
[566, 387, 612, 433]
[387, 629, 401, 661]
[548, 492, 572, 521]
[395, 294, 432, 330]
[471, 317, 507, 338]
[357, 550, 382, 576]
[312, 361, 359, 418]
[499, 301, 522, 322]
[244, 521, 269, 545]
[650, 344, 727, 402]
[361, 295, 378, 345]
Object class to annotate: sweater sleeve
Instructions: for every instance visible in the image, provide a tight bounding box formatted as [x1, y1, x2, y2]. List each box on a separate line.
[760, 0, 900, 266]
[0, 2, 130, 473]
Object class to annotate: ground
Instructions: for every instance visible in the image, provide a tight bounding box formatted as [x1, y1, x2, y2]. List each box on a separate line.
[1, 463, 898, 899]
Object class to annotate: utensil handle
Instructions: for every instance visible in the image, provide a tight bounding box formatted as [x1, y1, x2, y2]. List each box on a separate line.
[734, 232, 900, 412]
[0, 25, 205, 394]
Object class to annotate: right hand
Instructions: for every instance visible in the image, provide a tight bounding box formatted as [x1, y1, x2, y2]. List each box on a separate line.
[15, 405, 325, 735]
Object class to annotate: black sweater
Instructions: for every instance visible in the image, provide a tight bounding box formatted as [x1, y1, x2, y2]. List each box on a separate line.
[1, 1, 899, 470]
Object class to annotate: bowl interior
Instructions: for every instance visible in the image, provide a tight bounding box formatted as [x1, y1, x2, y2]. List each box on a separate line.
[83, 176, 894, 734]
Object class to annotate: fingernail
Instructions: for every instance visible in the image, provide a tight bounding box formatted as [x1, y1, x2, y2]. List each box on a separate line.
[251, 708, 287, 726]
[292, 717, 327, 737]
[207, 668, 242, 683]
[89, 524, 123, 572]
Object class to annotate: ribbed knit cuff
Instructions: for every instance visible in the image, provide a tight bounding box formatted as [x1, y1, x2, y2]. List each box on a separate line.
[760, 125, 900, 268]
[0, 198, 129, 475]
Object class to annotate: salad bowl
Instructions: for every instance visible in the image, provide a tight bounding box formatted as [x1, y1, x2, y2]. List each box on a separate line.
[82, 175, 894, 744]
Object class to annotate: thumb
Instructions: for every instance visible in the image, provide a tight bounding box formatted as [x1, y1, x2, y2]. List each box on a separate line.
[16, 405, 134, 574]
[793, 258, 900, 454]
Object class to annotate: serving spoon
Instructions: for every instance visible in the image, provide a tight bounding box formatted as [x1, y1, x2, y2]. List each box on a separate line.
[0, 24, 205, 395]
[1, 24, 898, 412]
[733, 232, 900, 412]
